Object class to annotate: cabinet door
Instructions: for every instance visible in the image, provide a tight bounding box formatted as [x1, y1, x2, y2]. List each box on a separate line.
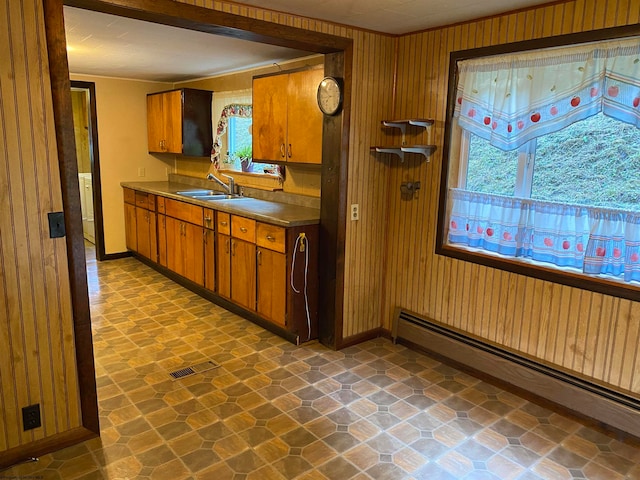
[183, 222, 204, 286]
[231, 238, 256, 310]
[287, 69, 324, 164]
[252, 74, 288, 162]
[217, 233, 231, 299]
[204, 229, 215, 292]
[257, 247, 287, 326]
[165, 216, 185, 276]
[136, 207, 151, 259]
[124, 203, 137, 251]
[158, 214, 167, 267]
[147, 93, 164, 152]
[149, 211, 157, 263]
[162, 90, 183, 154]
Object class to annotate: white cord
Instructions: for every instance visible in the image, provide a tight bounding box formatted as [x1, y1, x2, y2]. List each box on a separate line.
[291, 234, 311, 341]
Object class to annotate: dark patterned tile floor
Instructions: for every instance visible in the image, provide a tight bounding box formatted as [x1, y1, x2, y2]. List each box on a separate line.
[4, 245, 640, 479]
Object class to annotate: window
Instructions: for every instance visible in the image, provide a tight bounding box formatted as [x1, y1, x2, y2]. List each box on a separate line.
[438, 28, 640, 299]
[211, 90, 281, 177]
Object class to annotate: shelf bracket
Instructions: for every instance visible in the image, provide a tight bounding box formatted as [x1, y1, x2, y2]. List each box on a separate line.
[382, 121, 408, 145]
[374, 146, 405, 161]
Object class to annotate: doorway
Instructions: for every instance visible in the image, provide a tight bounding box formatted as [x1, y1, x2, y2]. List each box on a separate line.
[70, 81, 106, 261]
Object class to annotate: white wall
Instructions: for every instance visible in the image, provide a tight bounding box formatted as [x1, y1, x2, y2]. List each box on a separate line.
[71, 75, 174, 254]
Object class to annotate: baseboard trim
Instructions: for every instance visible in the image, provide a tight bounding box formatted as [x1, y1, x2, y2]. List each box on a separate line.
[394, 309, 640, 440]
[102, 251, 131, 261]
[338, 327, 387, 349]
[0, 427, 97, 470]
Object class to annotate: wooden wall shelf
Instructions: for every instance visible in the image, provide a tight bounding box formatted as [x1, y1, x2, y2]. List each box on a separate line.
[371, 118, 436, 161]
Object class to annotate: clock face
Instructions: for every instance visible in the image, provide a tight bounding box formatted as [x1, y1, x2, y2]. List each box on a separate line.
[317, 77, 342, 115]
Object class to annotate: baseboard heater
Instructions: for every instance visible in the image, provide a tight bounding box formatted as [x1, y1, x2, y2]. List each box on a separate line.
[392, 308, 640, 439]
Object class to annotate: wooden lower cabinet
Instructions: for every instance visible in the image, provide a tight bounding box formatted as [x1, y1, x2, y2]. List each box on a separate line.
[157, 214, 167, 267]
[230, 237, 256, 310]
[217, 233, 231, 299]
[166, 216, 205, 286]
[135, 207, 157, 261]
[123, 188, 156, 261]
[257, 247, 286, 326]
[124, 202, 137, 251]
[123, 188, 319, 341]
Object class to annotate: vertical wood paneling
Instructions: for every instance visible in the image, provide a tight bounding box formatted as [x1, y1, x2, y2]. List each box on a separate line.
[0, 0, 81, 455]
[384, 0, 640, 395]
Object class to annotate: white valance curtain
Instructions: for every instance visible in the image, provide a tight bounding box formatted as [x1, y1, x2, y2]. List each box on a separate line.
[454, 37, 640, 151]
[448, 189, 640, 282]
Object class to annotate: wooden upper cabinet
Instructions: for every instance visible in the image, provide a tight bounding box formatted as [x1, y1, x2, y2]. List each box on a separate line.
[252, 68, 323, 165]
[147, 88, 213, 157]
[287, 69, 323, 164]
[252, 73, 288, 162]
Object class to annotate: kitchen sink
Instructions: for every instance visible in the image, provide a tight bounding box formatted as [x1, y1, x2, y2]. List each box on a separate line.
[175, 189, 218, 196]
[175, 190, 243, 201]
[192, 194, 242, 201]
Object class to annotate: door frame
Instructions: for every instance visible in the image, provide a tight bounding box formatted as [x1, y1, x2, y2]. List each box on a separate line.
[70, 81, 108, 261]
[43, 3, 353, 434]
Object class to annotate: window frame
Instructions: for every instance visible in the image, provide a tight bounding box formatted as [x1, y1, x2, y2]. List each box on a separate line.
[436, 23, 640, 302]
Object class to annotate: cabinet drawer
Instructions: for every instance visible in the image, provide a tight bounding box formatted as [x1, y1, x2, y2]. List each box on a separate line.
[135, 191, 150, 209]
[217, 212, 230, 235]
[203, 208, 215, 230]
[165, 198, 204, 226]
[256, 223, 286, 253]
[157, 196, 165, 214]
[123, 187, 136, 205]
[231, 215, 256, 243]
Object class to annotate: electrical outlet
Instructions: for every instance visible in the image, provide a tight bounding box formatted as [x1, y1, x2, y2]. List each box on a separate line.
[22, 404, 41, 431]
[138, 167, 146, 177]
[350, 204, 359, 221]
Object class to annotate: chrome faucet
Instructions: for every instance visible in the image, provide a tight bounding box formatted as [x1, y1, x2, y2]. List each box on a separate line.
[206, 172, 235, 195]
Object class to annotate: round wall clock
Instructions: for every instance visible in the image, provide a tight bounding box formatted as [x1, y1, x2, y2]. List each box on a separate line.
[317, 76, 343, 116]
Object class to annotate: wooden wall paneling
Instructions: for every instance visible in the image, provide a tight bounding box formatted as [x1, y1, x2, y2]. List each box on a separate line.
[342, 30, 394, 339]
[0, 0, 90, 463]
[24, 0, 66, 441]
[1, 1, 29, 449]
[621, 303, 640, 390]
[387, 0, 640, 396]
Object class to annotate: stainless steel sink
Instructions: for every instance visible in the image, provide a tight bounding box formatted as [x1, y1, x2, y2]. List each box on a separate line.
[175, 189, 242, 201]
[192, 194, 242, 201]
[175, 189, 218, 196]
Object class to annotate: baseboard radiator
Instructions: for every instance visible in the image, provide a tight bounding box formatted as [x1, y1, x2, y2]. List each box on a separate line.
[392, 308, 640, 439]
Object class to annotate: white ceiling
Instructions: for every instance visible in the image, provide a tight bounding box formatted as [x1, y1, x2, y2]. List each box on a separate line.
[234, 0, 552, 35]
[64, 0, 552, 82]
[64, 6, 313, 82]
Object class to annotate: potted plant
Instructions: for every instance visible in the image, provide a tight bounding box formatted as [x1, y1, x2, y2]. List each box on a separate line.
[234, 145, 253, 172]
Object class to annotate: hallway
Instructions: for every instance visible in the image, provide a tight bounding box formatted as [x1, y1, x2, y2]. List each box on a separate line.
[4, 250, 640, 479]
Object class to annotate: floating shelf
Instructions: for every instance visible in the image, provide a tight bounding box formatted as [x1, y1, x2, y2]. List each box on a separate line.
[371, 118, 436, 161]
[370, 145, 436, 161]
[381, 118, 434, 129]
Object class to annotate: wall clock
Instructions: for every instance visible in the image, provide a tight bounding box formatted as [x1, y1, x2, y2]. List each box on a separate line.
[317, 76, 343, 116]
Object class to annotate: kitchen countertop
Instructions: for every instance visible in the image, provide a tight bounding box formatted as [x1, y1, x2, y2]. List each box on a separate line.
[121, 181, 320, 227]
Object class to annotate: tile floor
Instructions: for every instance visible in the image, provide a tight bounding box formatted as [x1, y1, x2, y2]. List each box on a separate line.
[4, 246, 640, 479]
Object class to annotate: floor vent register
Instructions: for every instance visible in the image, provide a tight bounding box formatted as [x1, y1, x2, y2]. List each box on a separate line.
[169, 360, 219, 379]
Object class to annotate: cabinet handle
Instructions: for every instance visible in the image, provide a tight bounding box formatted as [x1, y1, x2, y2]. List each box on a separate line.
[280, 143, 286, 158]
[288, 143, 292, 158]
[240, 227, 247, 233]
[266, 234, 275, 242]
[257, 249, 262, 266]
[220, 221, 228, 226]
[231, 240, 235, 256]
[204, 216, 211, 223]
[225, 238, 230, 254]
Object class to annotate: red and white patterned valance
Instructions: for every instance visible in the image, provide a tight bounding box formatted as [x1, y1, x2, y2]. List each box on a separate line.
[454, 37, 640, 151]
